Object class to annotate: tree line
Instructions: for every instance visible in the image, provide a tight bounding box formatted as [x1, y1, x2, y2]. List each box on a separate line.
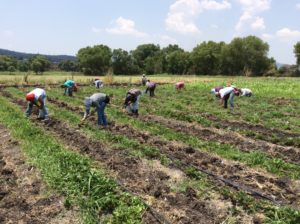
[1, 35, 300, 76]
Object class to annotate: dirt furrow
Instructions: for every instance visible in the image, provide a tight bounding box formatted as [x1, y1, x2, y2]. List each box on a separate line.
[2, 93, 232, 224]
[202, 113, 300, 147]
[46, 97, 300, 208]
[0, 125, 79, 224]
[144, 114, 300, 165]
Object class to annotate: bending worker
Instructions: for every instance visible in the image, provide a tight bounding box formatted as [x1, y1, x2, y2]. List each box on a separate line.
[123, 88, 141, 116]
[25, 88, 49, 120]
[82, 93, 110, 128]
[175, 81, 185, 90]
[241, 88, 252, 97]
[95, 79, 103, 88]
[216, 86, 241, 110]
[62, 79, 75, 96]
[145, 80, 156, 97]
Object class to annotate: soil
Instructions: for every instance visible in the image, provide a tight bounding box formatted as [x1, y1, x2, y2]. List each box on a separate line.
[46, 96, 300, 208]
[0, 125, 79, 224]
[202, 113, 300, 147]
[143, 114, 300, 165]
[1, 92, 234, 224]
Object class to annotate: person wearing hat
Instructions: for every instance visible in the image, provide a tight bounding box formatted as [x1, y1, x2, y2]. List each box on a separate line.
[175, 81, 185, 90]
[123, 88, 141, 116]
[25, 88, 49, 120]
[81, 93, 110, 128]
[141, 74, 147, 86]
[145, 80, 156, 97]
[61, 79, 75, 96]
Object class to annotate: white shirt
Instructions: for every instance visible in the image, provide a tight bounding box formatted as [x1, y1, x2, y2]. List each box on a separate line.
[29, 88, 46, 100]
[241, 88, 252, 96]
[219, 87, 234, 98]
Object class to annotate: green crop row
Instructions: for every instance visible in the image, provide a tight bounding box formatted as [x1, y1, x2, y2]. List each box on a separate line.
[0, 95, 145, 224]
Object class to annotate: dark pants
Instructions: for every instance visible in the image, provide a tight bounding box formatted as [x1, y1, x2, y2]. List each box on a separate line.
[223, 92, 234, 109]
[146, 87, 155, 97]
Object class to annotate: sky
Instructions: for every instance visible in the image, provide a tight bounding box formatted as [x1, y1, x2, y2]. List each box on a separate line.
[1, 0, 300, 64]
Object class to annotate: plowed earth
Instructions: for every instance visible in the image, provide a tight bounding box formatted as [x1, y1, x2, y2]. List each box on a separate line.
[0, 125, 79, 224]
[1, 92, 235, 224]
[46, 97, 300, 208]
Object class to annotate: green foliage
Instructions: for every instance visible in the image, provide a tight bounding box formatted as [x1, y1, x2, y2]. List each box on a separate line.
[77, 44, 112, 75]
[0, 96, 145, 223]
[294, 42, 300, 66]
[30, 55, 50, 74]
[58, 60, 78, 72]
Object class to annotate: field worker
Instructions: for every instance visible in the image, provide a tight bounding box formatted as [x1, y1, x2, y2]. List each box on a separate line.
[141, 74, 147, 86]
[210, 86, 224, 94]
[72, 83, 78, 92]
[123, 88, 141, 116]
[95, 79, 103, 88]
[216, 87, 241, 109]
[82, 93, 110, 128]
[25, 88, 49, 120]
[145, 80, 156, 97]
[175, 81, 185, 90]
[241, 88, 252, 97]
[61, 79, 75, 96]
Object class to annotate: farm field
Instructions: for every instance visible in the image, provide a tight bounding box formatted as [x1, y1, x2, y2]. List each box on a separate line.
[0, 76, 299, 223]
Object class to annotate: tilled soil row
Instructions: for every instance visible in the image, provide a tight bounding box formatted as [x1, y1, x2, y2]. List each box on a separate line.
[145, 114, 300, 165]
[46, 97, 300, 208]
[0, 125, 79, 224]
[202, 113, 300, 147]
[1, 93, 231, 224]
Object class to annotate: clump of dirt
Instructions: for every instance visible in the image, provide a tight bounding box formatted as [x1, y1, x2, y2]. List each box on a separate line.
[0, 125, 79, 224]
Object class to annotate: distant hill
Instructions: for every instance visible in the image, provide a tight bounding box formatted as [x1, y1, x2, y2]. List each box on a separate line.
[0, 48, 76, 64]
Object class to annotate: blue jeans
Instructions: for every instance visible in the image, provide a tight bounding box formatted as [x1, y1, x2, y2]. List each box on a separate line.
[25, 96, 49, 118]
[96, 101, 107, 126]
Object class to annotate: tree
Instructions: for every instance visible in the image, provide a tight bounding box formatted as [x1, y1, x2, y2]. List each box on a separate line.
[77, 45, 112, 75]
[0, 55, 17, 71]
[17, 60, 30, 72]
[30, 55, 50, 74]
[58, 60, 78, 72]
[112, 49, 139, 75]
[220, 36, 270, 76]
[131, 44, 160, 72]
[294, 42, 300, 67]
[191, 41, 225, 75]
[166, 50, 191, 74]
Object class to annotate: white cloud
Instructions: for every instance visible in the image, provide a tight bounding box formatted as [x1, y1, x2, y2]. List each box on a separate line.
[251, 17, 265, 30]
[106, 17, 147, 37]
[261, 33, 273, 40]
[297, 3, 300, 9]
[276, 28, 300, 40]
[91, 27, 101, 33]
[166, 0, 231, 34]
[235, 0, 271, 34]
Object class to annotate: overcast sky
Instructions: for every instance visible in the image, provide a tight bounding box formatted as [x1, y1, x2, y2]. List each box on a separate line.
[1, 0, 300, 64]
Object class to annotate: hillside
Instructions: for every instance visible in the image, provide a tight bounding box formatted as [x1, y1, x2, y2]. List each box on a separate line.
[0, 48, 76, 64]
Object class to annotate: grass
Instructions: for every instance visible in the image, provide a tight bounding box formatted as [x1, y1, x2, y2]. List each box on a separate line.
[0, 95, 145, 224]
[30, 86, 300, 180]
